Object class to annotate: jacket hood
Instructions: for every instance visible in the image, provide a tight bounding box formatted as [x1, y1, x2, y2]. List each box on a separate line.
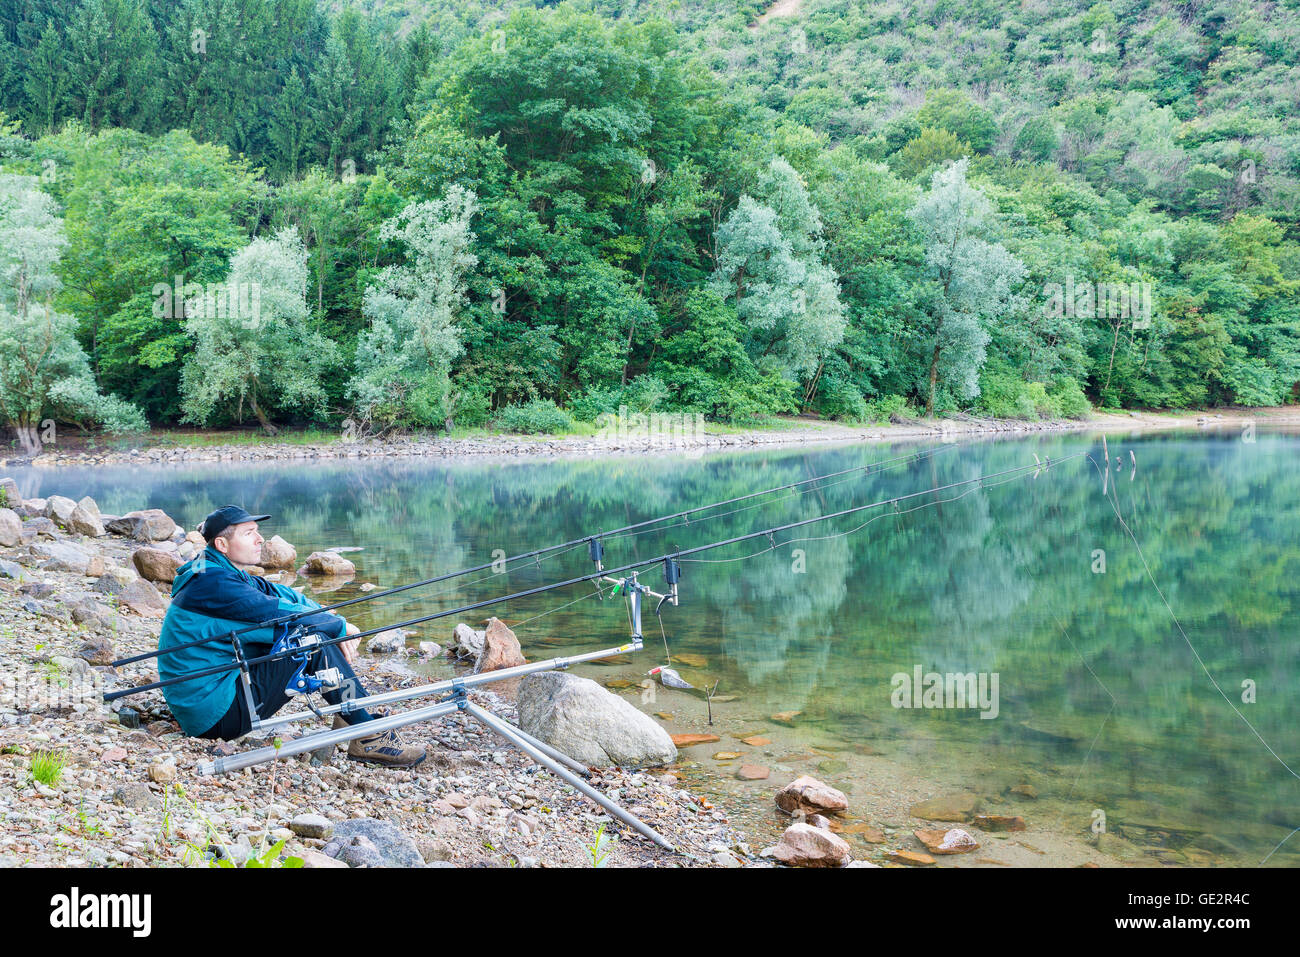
[171, 545, 240, 596]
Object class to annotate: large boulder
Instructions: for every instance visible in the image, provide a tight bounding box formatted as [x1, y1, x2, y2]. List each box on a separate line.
[473, 617, 526, 673]
[132, 547, 181, 584]
[105, 509, 177, 542]
[44, 495, 78, 527]
[260, 535, 297, 570]
[516, 672, 677, 768]
[68, 504, 105, 538]
[763, 823, 852, 868]
[774, 775, 850, 816]
[0, 508, 21, 547]
[300, 551, 355, 576]
[77, 496, 101, 520]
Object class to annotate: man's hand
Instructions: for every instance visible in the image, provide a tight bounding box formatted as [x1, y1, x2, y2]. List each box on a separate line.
[339, 622, 361, 665]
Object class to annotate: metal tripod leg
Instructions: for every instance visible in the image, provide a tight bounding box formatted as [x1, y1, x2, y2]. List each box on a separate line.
[462, 700, 676, 852]
[197, 700, 463, 776]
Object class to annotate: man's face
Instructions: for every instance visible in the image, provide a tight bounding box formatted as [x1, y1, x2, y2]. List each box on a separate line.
[214, 521, 264, 566]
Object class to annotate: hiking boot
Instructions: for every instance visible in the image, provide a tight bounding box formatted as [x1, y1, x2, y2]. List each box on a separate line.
[346, 727, 426, 768]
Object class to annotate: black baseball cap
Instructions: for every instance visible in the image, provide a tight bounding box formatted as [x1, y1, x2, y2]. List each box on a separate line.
[199, 505, 271, 543]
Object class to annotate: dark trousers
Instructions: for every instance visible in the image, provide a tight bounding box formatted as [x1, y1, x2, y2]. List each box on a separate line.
[199, 640, 374, 740]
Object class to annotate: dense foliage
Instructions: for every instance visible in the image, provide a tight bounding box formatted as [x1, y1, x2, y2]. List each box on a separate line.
[0, 0, 1297, 438]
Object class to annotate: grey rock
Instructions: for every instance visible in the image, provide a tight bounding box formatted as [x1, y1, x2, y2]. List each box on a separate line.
[19, 497, 47, 518]
[44, 495, 78, 527]
[328, 818, 424, 867]
[112, 783, 160, 810]
[50, 654, 88, 675]
[21, 517, 58, 540]
[77, 636, 116, 666]
[30, 541, 93, 575]
[516, 672, 678, 768]
[0, 559, 24, 580]
[69, 597, 113, 629]
[0, 507, 21, 547]
[289, 814, 333, 840]
[30, 601, 71, 623]
[366, 629, 407, 654]
[92, 566, 139, 598]
[118, 578, 168, 614]
[68, 504, 105, 538]
[105, 509, 177, 542]
[451, 622, 485, 659]
[0, 477, 19, 508]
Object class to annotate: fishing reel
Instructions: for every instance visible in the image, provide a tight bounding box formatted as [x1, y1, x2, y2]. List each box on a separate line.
[273, 625, 344, 698]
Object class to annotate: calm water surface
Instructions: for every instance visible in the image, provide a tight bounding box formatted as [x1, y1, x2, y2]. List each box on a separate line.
[11, 430, 1299, 866]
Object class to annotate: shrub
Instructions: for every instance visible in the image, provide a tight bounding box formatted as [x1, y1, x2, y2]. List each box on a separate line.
[1048, 379, 1092, 419]
[495, 399, 573, 434]
[979, 365, 1040, 419]
[622, 375, 668, 413]
[569, 384, 624, 422]
[863, 394, 912, 423]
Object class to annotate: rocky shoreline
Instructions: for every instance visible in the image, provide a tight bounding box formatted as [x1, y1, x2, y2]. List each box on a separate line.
[4, 407, 1295, 470]
[0, 479, 886, 868]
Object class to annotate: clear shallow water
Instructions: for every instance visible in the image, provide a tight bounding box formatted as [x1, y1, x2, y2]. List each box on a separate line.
[11, 430, 1300, 866]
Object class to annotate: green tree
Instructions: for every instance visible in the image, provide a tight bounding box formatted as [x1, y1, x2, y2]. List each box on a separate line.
[37, 125, 265, 420]
[0, 173, 146, 450]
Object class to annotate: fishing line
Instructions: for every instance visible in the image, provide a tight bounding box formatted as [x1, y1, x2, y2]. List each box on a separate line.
[679, 466, 1034, 564]
[594, 443, 954, 552]
[1086, 452, 1300, 783]
[1081, 451, 1300, 865]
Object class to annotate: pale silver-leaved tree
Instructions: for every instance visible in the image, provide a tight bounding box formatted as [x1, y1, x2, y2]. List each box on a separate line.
[710, 157, 845, 398]
[908, 158, 1027, 415]
[180, 226, 337, 434]
[349, 186, 479, 433]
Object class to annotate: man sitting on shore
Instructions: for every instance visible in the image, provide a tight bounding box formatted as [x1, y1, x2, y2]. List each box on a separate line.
[156, 505, 425, 767]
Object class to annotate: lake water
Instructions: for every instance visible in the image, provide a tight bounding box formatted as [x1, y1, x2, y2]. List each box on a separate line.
[10, 428, 1300, 866]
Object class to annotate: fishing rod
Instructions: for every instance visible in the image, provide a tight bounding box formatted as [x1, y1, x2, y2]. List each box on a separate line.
[111, 442, 954, 669]
[105, 450, 1077, 702]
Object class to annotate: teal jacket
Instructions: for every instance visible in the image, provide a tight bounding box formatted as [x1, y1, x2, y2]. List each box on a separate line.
[157, 546, 346, 736]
